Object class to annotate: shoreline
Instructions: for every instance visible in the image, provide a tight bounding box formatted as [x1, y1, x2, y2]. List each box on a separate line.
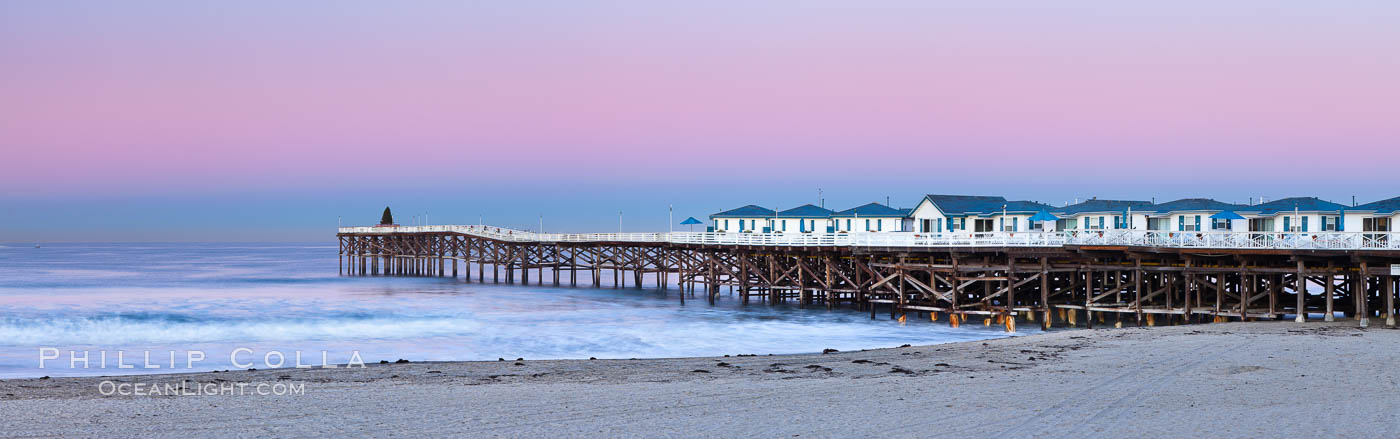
[3, 321, 1398, 437]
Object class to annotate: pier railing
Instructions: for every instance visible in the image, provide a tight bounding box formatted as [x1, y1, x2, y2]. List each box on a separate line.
[338, 226, 1400, 251]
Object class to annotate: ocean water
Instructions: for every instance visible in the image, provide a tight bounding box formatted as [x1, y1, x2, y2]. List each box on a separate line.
[0, 243, 1025, 378]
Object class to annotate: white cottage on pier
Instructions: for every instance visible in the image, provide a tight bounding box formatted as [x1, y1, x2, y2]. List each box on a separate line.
[1236, 197, 1348, 232]
[830, 202, 907, 232]
[1137, 198, 1245, 231]
[772, 204, 835, 233]
[1350, 196, 1399, 233]
[1050, 199, 1153, 231]
[709, 205, 776, 233]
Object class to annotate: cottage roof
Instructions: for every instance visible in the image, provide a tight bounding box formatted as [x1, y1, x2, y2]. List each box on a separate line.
[831, 202, 906, 218]
[1051, 199, 1153, 215]
[1352, 196, 1400, 214]
[710, 205, 775, 218]
[1238, 197, 1347, 214]
[1141, 198, 1242, 213]
[919, 194, 1009, 215]
[999, 200, 1057, 214]
[966, 200, 1057, 217]
[776, 204, 835, 218]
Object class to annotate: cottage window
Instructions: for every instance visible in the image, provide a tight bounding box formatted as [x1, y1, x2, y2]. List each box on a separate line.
[1213, 218, 1230, 230]
[1179, 215, 1201, 232]
[1363, 217, 1391, 232]
[1001, 217, 1017, 232]
[1248, 218, 1273, 232]
[1322, 216, 1339, 231]
[1285, 216, 1308, 232]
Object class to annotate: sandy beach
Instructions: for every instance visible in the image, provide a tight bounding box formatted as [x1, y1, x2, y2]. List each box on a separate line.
[2, 321, 1398, 438]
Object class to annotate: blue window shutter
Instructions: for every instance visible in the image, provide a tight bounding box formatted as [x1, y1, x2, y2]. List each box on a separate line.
[1000, 218, 1004, 231]
[1194, 215, 1200, 231]
[1283, 216, 1290, 232]
[1178, 216, 1184, 231]
[877, 220, 882, 231]
[1099, 217, 1105, 229]
[1339, 215, 1344, 231]
[1302, 216, 1308, 232]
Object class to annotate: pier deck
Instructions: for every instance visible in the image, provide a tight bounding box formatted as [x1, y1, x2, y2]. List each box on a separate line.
[338, 225, 1400, 331]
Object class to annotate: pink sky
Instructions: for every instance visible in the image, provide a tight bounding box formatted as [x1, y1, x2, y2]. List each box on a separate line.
[2, 1, 1398, 239]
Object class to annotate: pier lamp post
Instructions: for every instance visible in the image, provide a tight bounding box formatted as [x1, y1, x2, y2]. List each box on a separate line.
[619, 211, 623, 235]
[1002, 204, 1008, 232]
[539, 214, 543, 234]
[669, 205, 673, 233]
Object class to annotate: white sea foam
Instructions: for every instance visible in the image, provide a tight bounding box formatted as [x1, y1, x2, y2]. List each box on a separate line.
[0, 314, 485, 346]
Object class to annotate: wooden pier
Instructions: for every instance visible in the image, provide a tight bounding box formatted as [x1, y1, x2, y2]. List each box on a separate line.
[338, 226, 1400, 331]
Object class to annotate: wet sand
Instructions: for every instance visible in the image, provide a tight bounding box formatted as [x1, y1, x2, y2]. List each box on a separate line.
[3, 321, 1398, 438]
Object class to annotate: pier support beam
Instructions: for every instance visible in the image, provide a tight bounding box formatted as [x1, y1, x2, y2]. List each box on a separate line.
[1358, 262, 1369, 327]
[1387, 273, 1396, 327]
[1296, 261, 1307, 323]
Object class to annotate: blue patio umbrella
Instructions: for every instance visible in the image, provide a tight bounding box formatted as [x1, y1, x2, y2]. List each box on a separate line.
[1029, 210, 1058, 232]
[680, 217, 703, 232]
[1210, 210, 1245, 231]
[1029, 210, 1059, 222]
[1210, 211, 1245, 220]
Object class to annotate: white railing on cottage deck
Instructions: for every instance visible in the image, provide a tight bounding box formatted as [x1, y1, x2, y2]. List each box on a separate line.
[338, 226, 1400, 251]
